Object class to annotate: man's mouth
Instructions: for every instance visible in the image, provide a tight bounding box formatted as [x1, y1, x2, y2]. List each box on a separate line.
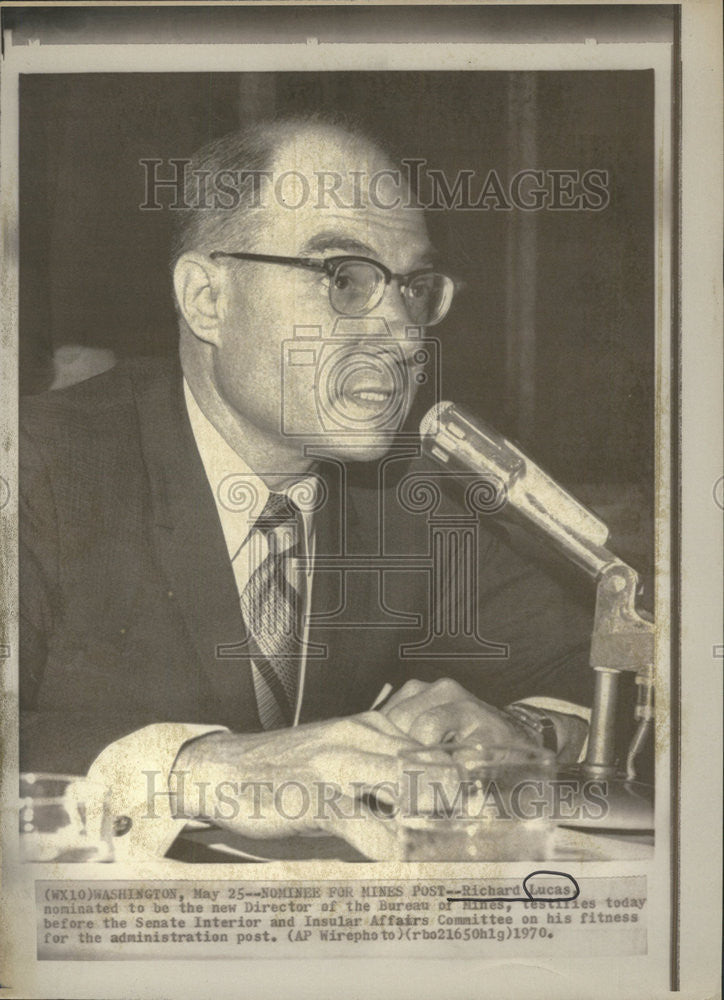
[346, 387, 394, 406]
[322, 347, 415, 427]
[335, 360, 402, 409]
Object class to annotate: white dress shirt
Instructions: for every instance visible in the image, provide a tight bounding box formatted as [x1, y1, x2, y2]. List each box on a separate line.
[183, 380, 316, 599]
[183, 380, 317, 726]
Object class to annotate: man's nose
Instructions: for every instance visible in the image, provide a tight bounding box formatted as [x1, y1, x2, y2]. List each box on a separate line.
[332, 311, 419, 344]
[331, 287, 414, 341]
[332, 316, 423, 368]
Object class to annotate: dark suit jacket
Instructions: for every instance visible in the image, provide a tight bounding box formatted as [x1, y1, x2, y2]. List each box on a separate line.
[20, 358, 595, 773]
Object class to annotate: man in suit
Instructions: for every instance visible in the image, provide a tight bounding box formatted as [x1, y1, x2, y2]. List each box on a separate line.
[20, 116, 592, 859]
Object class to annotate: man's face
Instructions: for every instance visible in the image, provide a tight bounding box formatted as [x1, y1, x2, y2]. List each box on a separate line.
[211, 129, 437, 465]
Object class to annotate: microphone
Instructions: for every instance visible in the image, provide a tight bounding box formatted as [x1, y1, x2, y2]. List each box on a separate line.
[419, 401, 611, 575]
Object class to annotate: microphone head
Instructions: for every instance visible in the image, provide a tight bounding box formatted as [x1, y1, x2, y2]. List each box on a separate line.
[419, 401, 455, 437]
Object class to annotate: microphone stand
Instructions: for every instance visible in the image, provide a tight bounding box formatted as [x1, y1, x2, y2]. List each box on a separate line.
[421, 403, 655, 829]
[585, 559, 654, 786]
[554, 547, 655, 831]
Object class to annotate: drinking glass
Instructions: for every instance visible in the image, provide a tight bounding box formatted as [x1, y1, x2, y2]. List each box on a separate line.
[397, 742, 557, 861]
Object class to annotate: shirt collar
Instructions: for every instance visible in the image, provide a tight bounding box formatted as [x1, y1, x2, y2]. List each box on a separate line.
[183, 379, 316, 561]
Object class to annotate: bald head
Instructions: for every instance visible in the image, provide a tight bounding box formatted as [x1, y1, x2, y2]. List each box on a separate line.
[171, 114, 398, 265]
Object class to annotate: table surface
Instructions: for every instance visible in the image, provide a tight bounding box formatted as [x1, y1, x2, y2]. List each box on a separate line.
[167, 822, 654, 864]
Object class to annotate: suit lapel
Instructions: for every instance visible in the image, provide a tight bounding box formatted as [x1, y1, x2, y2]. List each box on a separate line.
[132, 367, 407, 731]
[133, 360, 261, 731]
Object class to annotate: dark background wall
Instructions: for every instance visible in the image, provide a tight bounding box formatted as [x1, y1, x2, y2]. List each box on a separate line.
[19, 69, 655, 571]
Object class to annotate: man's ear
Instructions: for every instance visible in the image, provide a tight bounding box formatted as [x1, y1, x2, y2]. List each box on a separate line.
[173, 253, 226, 346]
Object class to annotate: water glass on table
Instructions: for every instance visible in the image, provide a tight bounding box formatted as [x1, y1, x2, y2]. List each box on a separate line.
[396, 741, 557, 862]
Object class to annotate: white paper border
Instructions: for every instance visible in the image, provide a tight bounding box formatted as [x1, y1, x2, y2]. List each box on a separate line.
[0, 3, 720, 997]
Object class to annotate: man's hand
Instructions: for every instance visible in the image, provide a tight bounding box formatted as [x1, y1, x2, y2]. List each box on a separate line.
[170, 712, 421, 860]
[379, 678, 540, 748]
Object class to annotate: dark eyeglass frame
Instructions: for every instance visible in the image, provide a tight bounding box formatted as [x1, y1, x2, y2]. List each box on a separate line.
[208, 250, 460, 324]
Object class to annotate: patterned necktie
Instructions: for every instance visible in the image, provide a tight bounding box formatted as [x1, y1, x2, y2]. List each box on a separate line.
[240, 491, 303, 729]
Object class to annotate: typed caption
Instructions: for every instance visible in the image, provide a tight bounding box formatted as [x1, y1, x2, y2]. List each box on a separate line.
[37, 876, 646, 960]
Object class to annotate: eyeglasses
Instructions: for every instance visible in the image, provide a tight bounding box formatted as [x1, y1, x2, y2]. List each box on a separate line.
[209, 251, 459, 327]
